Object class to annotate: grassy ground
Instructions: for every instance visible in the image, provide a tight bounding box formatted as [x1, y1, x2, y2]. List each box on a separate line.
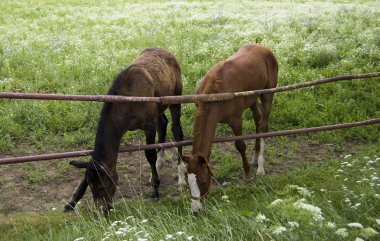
[0, 0, 379, 240]
[1, 145, 379, 240]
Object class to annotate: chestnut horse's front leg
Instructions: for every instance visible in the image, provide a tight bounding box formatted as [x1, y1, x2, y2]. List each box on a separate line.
[64, 178, 88, 212]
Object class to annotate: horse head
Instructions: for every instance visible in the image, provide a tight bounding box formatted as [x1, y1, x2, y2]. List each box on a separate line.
[182, 154, 213, 213]
[70, 160, 118, 212]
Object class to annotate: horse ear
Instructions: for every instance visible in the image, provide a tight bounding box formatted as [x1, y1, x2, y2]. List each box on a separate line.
[69, 160, 89, 169]
[197, 155, 208, 164]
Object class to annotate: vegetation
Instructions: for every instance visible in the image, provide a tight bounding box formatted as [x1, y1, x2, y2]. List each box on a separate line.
[0, 0, 379, 240]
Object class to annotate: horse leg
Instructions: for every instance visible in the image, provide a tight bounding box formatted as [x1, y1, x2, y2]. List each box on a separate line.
[64, 178, 88, 212]
[250, 102, 262, 171]
[169, 104, 186, 190]
[229, 117, 252, 181]
[144, 122, 160, 200]
[256, 93, 275, 175]
[156, 113, 168, 178]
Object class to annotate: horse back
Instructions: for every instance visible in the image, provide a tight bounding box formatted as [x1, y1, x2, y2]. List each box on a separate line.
[197, 44, 278, 95]
[133, 48, 182, 97]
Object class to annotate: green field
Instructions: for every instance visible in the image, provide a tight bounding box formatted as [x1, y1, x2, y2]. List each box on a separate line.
[0, 0, 379, 240]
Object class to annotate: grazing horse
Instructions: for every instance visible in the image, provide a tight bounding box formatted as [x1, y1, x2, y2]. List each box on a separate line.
[64, 48, 184, 212]
[182, 44, 278, 213]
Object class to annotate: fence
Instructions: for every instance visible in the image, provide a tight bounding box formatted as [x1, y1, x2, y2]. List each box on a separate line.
[0, 72, 379, 165]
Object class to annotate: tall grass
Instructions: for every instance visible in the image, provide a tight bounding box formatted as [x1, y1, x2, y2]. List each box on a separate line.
[0, 0, 379, 153]
[1, 145, 379, 240]
[0, 1, 379, 240]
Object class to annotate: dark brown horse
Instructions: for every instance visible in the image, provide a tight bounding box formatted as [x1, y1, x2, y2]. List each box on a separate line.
[182, 44, 278, 213]
[64, 48, 184, 212]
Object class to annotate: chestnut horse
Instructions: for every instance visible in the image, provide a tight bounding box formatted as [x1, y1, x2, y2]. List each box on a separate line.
[182, 44, 278, 213]
[64, 48, 184, 212]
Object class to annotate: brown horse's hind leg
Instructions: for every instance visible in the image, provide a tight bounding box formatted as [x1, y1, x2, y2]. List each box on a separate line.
[144, 122, 160, 200]
[169, 104, 186, 189]
[229, 117, 252, 181]
[64, 178, 88, 212]
[256, 93, 275, 175]
[250, 102, 262, 170]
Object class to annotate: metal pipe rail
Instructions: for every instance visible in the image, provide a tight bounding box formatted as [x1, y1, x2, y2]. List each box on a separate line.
[0, 72, 379, 104]
[1, 118, 379, 165]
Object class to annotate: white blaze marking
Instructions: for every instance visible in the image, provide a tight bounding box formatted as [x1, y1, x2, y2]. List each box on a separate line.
[188, 173, 203, 212]
[257, 138, 265, 175]
[177, 161, 187, 188]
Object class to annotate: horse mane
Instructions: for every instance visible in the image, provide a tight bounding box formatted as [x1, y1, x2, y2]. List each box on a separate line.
[91, 68, 129, 164]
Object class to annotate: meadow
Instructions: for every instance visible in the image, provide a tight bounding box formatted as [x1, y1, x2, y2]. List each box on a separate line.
[0, 0, 379, 240]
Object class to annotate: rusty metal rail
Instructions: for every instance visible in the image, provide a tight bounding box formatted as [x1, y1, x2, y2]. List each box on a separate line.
[1, 118, 379, 165]
[0, 72, 379, 104]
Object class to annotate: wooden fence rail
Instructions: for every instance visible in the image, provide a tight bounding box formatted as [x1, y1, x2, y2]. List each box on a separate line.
[0, 72, 379, 104]
[1, 118, 379, 165]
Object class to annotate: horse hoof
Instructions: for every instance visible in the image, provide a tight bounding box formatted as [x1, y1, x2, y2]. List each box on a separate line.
[256, 169, 265, 176]
[150, 194, 160, 201]
[244, 175, 254, 181]
[64, 204, 75, 212]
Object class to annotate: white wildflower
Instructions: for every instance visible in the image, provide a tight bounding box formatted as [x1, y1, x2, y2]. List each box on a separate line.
[270, 199, 283, 205]
[320, 189, 326, 192]
[337, 169, 344, 172]
[335, 228, 348, 238]
[256, 213, 269, 222]
[376, 219, 380, 225]
[288, 185, 313, 197]
[360, 227, 379, 238]
[272, 226, 287, 235]
[348, 223, 364, 228]
[73, 238, 85, 241]
[52, 207, 57, 211]
[344, 154, 352, 159]
[141, 219, 148, 224]
[221, 195, 230, 202]
[111, 220, 123, 227]
[327, 222, 336, 229]
[355, 238, 364, 241]
[287, 221, 299, 228]
[176, 231, 185, 236]
[293, 199, 324, 221]
[165, 234, 174, 240]
[187, 236, 194, 240]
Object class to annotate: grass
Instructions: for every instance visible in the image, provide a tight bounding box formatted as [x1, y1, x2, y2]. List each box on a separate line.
[1, 145, 379, 240]
[0, 0, 379, 154]
[0, 0, 379, 240]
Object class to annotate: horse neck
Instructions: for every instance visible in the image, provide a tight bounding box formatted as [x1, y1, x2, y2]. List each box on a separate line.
[192, 104, 219, 159]
[92, 106, 124, 170]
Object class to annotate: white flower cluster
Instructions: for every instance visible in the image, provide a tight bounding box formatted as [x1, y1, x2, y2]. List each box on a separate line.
[100, 217, 150, 241]
[293, 199, 324, 221]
